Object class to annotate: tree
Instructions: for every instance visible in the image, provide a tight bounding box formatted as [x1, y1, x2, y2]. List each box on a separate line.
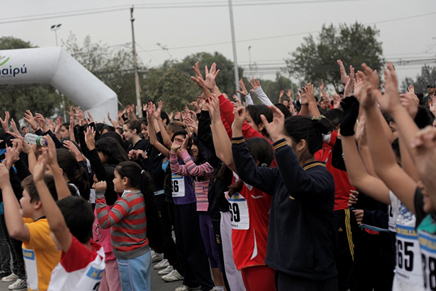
[142, 65, 199, 113]
[172, 52, 244, 95]
[0, 37, 60, 122]
[401, 65, 436, 94]
[62, 33, 139, 108]
[285, 22, 384, 91]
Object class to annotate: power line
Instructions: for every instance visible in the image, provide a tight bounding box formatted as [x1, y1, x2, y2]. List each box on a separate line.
[0, 0, 361, 25]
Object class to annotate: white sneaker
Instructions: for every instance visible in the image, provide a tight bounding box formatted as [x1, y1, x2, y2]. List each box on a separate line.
[162, 269, 184, 282]
[152, 252, 164, 263]
[158, 265, 173, 275]
[2, 274, 18, 282]
[174, 285, 201, 291]
[154, 258, 169, 270]
[8, 278, 27, 290]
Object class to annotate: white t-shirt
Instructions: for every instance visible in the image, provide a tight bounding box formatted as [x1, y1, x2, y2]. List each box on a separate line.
[48, 235, 105, 291]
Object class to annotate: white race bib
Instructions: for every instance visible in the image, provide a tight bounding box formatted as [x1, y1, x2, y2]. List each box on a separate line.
[229, 193, 249, 230]
[171, 174, 185, 197]
[22, 248, 38, 290]
[419, 231, 436, 291]
[396, 224, 423, 286]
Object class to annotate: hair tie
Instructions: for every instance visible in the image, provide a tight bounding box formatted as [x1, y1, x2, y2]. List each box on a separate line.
[311, 115, 326, 121]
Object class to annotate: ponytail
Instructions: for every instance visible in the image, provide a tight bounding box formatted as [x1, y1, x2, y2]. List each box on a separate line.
[115, 161, 164, 252]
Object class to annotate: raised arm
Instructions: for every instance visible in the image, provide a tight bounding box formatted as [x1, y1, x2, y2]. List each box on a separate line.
[363, 63, 416, 213]
[33, 151, 72, 253]
[249, 79, 273, 106]
[237, 79, 254, 106]
[147, 106, 169, 158]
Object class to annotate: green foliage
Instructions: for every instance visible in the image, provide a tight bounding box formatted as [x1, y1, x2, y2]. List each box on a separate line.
[0, 36, 60, 121]
[142, 66, 199, 113]
[62, 33, 139, 108]
[402, 65, 436, 94]
[173, 52, 244, 95]
[286, 22, 384, 91]
[254, 73, 298, 104]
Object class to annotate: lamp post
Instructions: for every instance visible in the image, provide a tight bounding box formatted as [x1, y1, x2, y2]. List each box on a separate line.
[248, 46, 252, 79]
[50, 24, 62, 46]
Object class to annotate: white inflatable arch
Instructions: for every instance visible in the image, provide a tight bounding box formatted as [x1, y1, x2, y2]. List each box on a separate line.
[0, 47, 118, 123]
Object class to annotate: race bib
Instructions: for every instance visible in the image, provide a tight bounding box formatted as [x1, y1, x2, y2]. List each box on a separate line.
[229, 193, 249, 230]
[396, 224, 423, 286]
[419, 231, 436, 291]
[171, 174, 185, 197]
[23, 248, 38, 290]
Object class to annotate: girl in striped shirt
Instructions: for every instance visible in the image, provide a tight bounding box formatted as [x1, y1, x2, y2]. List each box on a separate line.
[95, 161, 161, 291]
[171, 134, 226, 291]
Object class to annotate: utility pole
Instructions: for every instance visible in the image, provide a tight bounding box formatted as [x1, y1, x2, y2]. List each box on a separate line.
[130, 6, 142, 118]
[228, 0, 240, 99]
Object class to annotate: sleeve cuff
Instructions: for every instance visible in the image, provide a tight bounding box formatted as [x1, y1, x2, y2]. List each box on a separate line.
[273, 139, 287, 150]
[231, 136, 245, 144]
[95, 190, 105, 198]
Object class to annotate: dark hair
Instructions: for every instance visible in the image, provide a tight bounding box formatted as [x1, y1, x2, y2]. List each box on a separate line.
[56, 196, 94, 244]
[167, 122, 186, 136]
[171, 130, 188, 142]
[102, 125, 115, 133]
[115, 161, 163, 251]
[96, 137, 128, 165]
[414, 105, 434, 129]
[246, 105, 273, 136]
[141, 119, 148, 126]
[22, 174, 58, 203]
[124, 120, 141, 135]
[61, 123, 70, 130]
[56, 149, 91, 201]
[161, 111, 170, 126]
[274, 103, 292, 119]
[392, 137, 401, 160]
[229, 137, 274, 196]
[115, 127, 123, 136]
[284, 115, 333, 155]
[323, 108, 343, 129]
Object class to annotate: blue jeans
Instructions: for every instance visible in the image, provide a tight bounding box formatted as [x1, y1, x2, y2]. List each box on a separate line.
[117, 249, 151, 291]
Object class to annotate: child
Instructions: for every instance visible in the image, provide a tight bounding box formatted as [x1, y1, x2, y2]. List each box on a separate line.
[95, 161, 160, 291]
[0, 162, 60, 291]
[32, 138, 105, 291]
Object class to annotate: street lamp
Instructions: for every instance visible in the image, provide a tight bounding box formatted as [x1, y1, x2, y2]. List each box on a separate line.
[248, 46, 252, 79]
[50, 24, 62, 46]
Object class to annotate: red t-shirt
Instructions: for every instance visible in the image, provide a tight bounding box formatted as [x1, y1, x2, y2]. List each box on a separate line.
[229, 174, 271, 270]
[315, 131, 355, 211]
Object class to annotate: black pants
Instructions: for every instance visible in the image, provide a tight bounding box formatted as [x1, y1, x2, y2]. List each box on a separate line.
[0, 215, 25, 279]
[277, 272, 338, 291]
[155, 195, 179, 270]
[334, 209, 355, 290]
[174, 203, 214, 291]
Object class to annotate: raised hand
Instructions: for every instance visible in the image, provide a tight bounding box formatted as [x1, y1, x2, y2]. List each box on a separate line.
[10, 118, 19, 134]
[354, 71, 366, 101]
[203, 63, 220, 90]
[337, 59, 349, 86]
[63, 140, 83, 162]
[261, 105, 285, 142]
[204, 94, 221, 122]
[286, 89, 293, 102]
[249, 78, 261, 92]
[35, 113, 48, 132]
[0, 111, 10, 132]
[87, 111, 94, 123]
[93, 181, 107, 192]
[84, 126, 96, 151]
[33, 151, 48, 182]
[237, 79, 249, 96]
[231, 106, 246, 135]
[375, 62, 401, 114]
[299, 89, 308, 106]
[4, 146, 20, 170]
[400, 90, 419, 118]
[411, 126, 436, 180]
[181, 133, 191, 151]
[319, 81, 325, 91]
[171, 135, 185, 151]
[232, 94, 242, 108]
[184, 116, 198, 135]
[24, 110, 38, 131]
[344, 66, 355, 97]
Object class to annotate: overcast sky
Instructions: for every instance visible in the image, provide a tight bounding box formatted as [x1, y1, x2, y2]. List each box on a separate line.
[2, 0, 436, 93]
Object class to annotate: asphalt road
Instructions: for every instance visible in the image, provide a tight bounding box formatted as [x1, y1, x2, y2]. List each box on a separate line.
[0, 261, 182, 291]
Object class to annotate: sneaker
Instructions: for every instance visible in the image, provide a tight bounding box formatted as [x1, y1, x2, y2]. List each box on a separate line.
[210, 287, 225, 291]
[8, 278, 27, 290]
[174, 285, 201, 291]
[0, 271, 11, 279]
[158, 265, 173, 275]
[152, 252, 164, 263]
[162, 269, 184, 282]
[2, 273, 18, 282]
[154, 259, 169, 270]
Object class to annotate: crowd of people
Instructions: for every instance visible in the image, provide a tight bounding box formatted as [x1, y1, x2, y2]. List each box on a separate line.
[0, 59, 435, 291]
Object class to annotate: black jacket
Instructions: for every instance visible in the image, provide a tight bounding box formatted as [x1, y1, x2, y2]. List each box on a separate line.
[232, 137, 337, 280]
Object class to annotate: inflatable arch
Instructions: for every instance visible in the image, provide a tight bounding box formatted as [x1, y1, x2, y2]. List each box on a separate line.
[0, 47, 118, 123]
